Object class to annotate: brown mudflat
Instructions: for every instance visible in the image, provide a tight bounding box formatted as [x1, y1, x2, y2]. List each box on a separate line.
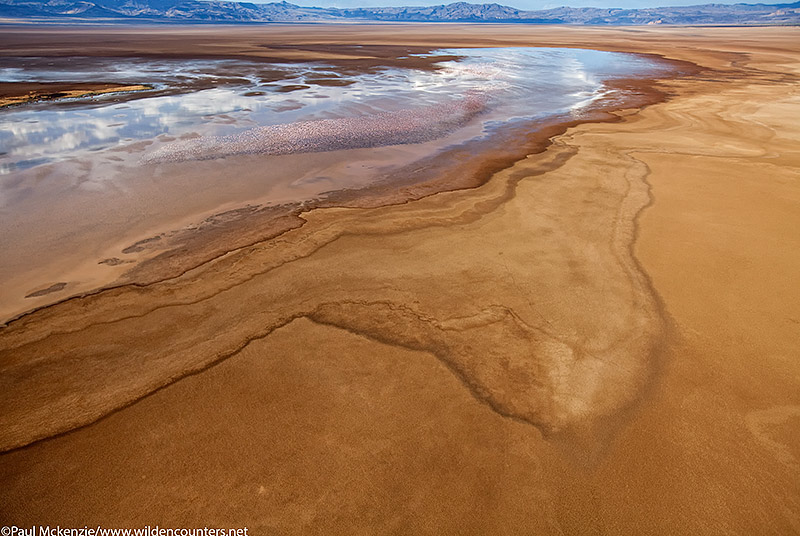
[1, 25, 799, 534]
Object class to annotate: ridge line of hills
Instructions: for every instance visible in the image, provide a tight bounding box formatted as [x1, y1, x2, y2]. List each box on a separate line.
[1, 0, 799, 25]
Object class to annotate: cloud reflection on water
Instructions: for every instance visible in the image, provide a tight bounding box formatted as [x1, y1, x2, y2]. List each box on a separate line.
[0, 48, 668, 174]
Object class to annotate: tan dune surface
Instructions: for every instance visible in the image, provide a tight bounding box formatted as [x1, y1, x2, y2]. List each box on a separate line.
[0, 25, 798, 534]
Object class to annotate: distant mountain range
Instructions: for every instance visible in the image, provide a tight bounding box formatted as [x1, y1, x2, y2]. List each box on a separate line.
[1, 0, 799, 24]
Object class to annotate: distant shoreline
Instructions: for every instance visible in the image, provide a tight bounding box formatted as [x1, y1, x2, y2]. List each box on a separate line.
[1, 19, 799, 27]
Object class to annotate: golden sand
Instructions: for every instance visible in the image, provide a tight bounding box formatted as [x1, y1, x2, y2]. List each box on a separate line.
[0, 25, 798, 533]
[0, 83, 151, 107]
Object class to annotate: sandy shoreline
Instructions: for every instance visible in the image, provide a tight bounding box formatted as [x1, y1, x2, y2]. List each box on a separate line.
[0, 39, 684, 324]
[1, 25, 799, 533]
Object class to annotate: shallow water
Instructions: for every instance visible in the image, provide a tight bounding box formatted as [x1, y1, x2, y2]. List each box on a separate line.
[0, 48, 668, 174]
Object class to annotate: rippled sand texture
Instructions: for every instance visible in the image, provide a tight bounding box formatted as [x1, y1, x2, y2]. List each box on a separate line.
[1, 26, 799, 534]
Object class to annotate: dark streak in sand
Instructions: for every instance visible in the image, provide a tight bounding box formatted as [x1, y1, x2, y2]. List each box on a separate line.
[24, 282, 67, 298]
[121, 235, 162, 254]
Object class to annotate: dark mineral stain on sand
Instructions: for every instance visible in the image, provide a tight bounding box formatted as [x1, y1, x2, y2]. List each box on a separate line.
[25, 282, 67, 298]
[99, 257, 134, 266]
[122, 235, 162, 254]
[276, 85, 311, 93]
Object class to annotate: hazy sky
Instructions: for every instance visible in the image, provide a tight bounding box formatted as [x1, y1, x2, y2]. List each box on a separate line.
[287, 0, 749, 9]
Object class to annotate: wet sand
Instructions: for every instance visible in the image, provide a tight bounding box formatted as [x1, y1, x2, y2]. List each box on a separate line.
[1, 25, 799, 533]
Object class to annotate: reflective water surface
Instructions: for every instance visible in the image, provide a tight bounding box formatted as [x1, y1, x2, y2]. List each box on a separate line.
[0, 48, 668, 174]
